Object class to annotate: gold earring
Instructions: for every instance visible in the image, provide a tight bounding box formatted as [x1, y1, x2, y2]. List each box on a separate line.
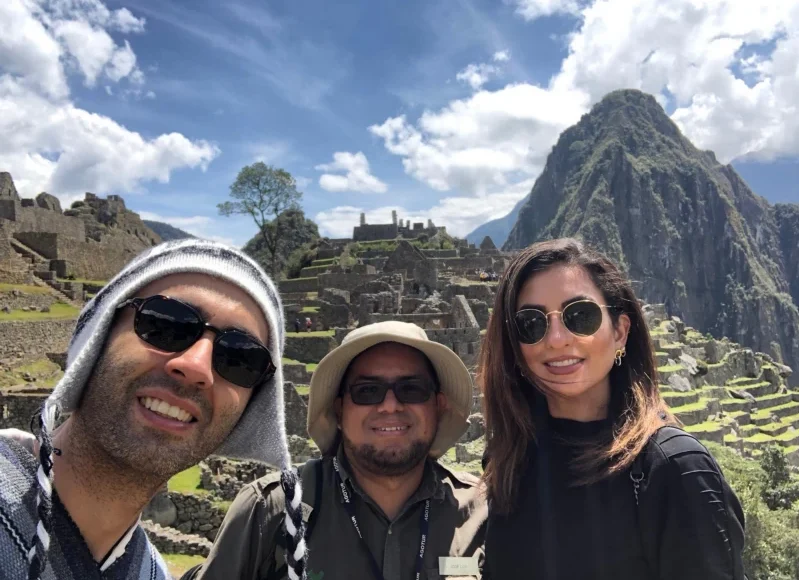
[614, 347, 626, 367]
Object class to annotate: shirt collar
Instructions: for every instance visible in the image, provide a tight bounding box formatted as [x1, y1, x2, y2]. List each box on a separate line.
[334, 445, 443, 507]
[99, 517, 140, 572]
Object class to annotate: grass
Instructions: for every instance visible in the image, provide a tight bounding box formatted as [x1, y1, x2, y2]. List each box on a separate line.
[294, 384, 310, 396]
[684, 421, 723, 433]
[0, 302, 80, 321]
[745, 433, 775, 443]
[300, 306, 319, 313]
[0, 283, 52, 294]
[306, 363, 318, 372]
[657, 364, 684, 373]
[57, 278, 108, 285]
[162, 553, 205, 578]
[727, 376, 756, 385]
[670, 399, 709, 414]
[285, 330, 335, 337]
[0, 357, 63, 389]
[211, 499, 233, 512]
[167, 465, 208, 495]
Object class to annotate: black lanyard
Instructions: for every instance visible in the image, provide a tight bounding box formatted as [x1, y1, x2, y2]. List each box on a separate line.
[333, 457, 430, 580]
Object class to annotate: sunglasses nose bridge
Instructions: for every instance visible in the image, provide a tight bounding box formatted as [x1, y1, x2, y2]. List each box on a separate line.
[541, 310, 573, 346]
[375, 386, 404, 411]
[164, 334, 216, 389]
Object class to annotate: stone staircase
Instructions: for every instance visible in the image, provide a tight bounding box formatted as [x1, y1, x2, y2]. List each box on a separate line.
[648, 312, 799, 465]
[8, 238, 83, 306]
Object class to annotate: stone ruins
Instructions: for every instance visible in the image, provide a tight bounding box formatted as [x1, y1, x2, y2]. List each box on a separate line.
[0, 176, 797, 558]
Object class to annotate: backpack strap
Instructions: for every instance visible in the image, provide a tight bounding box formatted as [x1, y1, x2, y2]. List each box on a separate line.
[304, 457, 324, 539]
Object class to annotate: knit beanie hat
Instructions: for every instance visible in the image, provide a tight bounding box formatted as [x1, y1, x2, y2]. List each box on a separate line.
[28, 239, 307, 580]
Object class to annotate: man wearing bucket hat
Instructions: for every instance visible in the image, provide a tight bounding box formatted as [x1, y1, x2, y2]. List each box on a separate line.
[187, 320, 488, 580]
[0, 240, 307, 580]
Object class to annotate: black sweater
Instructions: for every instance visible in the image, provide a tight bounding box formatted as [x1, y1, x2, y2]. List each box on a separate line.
[484, 419, 746, 580]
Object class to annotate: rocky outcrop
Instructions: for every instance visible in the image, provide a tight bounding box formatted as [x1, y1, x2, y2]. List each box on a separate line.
[503, 89, 799, 378]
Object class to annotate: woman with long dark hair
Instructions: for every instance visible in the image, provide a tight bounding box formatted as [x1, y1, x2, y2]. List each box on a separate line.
[480, 238, 745, 579]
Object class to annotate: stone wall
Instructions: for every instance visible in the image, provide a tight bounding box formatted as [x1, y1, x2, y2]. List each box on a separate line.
[52, 236, 138, 281]
[421, 249, 458, 258]
[166, 492, 225, 540]
[0, 290, 58, 312]
[444, 283, 495, 302]
[450, 295, 480, 329]
[353, 223, 398, 241]
[142, 521, 212, 557]
[0, 223, 33, 284]
[284, 335, 337, 362]
[279, 277, 320, 294]
[0, 393, 47, 429]
[0, 201, 86, 240]
[0, 320, 74, 362]
[318, 272, 380, 293]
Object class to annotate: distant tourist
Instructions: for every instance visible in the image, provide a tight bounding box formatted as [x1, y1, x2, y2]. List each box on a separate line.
[479, 238, 745, 579]
[0, 240, 307, 580]
[184, 321, 487, 580]
[294, 317, 301, 333]
[305, 316, 312, 332]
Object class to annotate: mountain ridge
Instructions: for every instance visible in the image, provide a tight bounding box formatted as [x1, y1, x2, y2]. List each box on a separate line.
[503, 89, 799, 377]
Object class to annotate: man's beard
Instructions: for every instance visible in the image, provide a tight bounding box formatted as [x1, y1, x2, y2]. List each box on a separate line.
[342, 432, 434, 477]
[72, 349, 241, 481]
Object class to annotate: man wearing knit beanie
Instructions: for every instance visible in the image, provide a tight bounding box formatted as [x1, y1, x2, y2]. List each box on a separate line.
[0, 240, 307, 580]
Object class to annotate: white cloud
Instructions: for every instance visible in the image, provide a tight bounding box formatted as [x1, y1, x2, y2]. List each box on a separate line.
[0, 0, 68, 98]
[492, 50, 511, 62]
[538, 0, 799, 162]
[0, 1, 214, 202]
[0, 75, 219, 201]
[370, 85, 587, 196]
[316, 151, 388, 194]
[110, 7, 146, 33]
[105, 41, 138, 82]
[295, 176, 312, 188]
[513, 0, 583, 20]
[371, 0, 799, 244]
[456, 63, 499, 90]
[2, 0, 146, 92]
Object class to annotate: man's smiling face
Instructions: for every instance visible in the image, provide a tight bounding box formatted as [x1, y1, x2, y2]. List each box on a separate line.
[74, 273, 268, 478]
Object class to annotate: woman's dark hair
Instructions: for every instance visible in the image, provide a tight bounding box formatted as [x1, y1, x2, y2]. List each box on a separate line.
[479, 238, 674, 513]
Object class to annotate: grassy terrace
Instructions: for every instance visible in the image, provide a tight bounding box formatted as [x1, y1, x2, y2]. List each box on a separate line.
[0, 283, 52, 294]
[285, 330, 335, 337]
[0, 302, 80, 321]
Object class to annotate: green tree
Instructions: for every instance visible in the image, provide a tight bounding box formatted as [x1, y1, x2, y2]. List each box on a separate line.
[218, 162, 302, 277]
[242, 208, 320, 279]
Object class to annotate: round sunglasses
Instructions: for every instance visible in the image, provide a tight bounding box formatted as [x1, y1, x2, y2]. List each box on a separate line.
[118, 295, 275, 389]
[514, 299, 619, 345]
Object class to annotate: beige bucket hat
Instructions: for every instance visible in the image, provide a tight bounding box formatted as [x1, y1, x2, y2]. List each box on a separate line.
[307, 321, 474, 458]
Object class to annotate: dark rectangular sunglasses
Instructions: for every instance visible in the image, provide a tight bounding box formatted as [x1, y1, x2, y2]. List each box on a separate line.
[514, 299, 619, 345]
[344, 379, 438, 406]
[118, 295, 275, 389]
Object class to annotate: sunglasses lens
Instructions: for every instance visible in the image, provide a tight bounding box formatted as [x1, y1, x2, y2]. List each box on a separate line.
[214, 330, 275, 389]
[395, 381, 434, 404]
[135, 296, 203, 352]
[349, 383, 388, 405]
[515, 309, 549, 344]
[563, 301, 604, 336]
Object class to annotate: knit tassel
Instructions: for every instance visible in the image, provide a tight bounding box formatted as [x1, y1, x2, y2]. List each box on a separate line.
[27, 404, 58, 580]
[281, 468, 307, 580]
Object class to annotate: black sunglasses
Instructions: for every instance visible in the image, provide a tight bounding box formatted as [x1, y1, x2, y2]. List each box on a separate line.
[514, 299, 619, 345]
[118, 295, 275, 389]
[343, 379, 438, 406]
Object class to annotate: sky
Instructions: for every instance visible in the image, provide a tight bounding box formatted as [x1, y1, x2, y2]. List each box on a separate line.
[1, 0, 799, 247]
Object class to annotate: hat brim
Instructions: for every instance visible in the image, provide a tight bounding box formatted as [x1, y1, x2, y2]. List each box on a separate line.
[307, 332, 473, 458]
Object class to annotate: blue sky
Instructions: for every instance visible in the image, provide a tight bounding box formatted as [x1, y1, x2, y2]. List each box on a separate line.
[2, 0, 798, 246]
